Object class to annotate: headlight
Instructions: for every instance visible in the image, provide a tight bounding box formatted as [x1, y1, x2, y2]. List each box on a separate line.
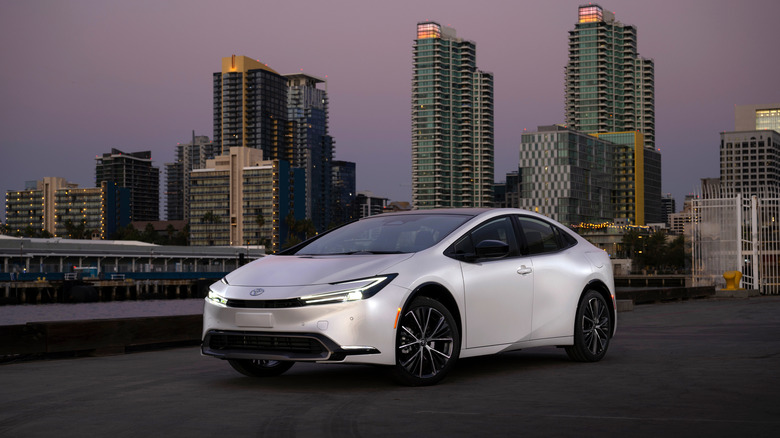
[300, 274, 398, 305]
[206, 288, 228, 306]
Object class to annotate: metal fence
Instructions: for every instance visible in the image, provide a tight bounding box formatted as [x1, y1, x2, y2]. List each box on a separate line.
[692, 190, 780, 295]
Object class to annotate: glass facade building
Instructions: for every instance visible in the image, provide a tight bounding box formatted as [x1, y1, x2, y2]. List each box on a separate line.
[285, 73, 334, 232]
[565, 4, 655, 149]
[331, 160, 356, 227]
[213, 55, 293, 162]
[519, 126, 614, 226]
[95, 149, 160, 222]
[412, 22, 494, 209]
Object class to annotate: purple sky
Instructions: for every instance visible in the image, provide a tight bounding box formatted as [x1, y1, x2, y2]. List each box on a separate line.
[2, 0, 779, 222]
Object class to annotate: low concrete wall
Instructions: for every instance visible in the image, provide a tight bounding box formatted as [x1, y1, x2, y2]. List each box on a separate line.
[616, 286, 715, 304]
[0, 315, 201, 357]
[0, 285, 720, 358]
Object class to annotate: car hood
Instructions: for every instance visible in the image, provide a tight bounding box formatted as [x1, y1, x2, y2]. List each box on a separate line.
[224, 253, 414, 287]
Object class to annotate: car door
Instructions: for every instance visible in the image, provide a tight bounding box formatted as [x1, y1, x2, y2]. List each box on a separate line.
[450, 216, 535, 349]
[516, 215, 584, 340]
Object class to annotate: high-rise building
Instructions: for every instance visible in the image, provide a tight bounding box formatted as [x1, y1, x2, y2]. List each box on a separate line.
[331, 160, 356, 227]
[519, 125, 614, 226]
[719, 130, 780, 196]
[95, 149, 160, 222]
[565, 4, 655, 148]
[189, 147, 304, 251]
[735, 103, 780, 133]
[593, 131, 662, 225]
[285, 73, 334, 232]
[213, 55, 293, 161]
[164, 132, 218, 221]
[661, 193, 676, 227]
[412, 21, 494, 209]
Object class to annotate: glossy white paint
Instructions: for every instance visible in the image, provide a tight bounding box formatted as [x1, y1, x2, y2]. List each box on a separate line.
[202, 208, 615, 369]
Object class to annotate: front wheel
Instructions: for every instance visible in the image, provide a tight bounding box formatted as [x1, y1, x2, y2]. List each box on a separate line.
[392, 297, 460, 386]
[566, 290, 612, 362]
[228, 359, 294, 377]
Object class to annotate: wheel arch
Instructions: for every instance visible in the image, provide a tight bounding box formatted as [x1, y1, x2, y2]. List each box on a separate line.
[403, 282, 463, 339]
[582, 279, 617, 337]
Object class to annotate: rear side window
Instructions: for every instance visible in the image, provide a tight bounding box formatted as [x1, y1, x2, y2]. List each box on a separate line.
[517, 216, 576, 255]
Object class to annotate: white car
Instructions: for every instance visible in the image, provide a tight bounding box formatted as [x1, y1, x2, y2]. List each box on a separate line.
[202, 208, 616, 386]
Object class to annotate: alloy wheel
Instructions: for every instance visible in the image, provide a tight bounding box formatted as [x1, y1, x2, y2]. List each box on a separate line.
[397, 304, 455, 379]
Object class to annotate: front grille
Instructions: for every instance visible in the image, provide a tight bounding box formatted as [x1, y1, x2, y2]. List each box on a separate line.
[227, 298, 303, 309]
[208, 333, 326, 355]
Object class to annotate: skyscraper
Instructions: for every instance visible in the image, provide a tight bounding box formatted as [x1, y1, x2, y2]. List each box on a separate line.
[164, 132, 218, 221]
[412, 21, 494, 209]
[592, 131, 662, 225]
[331, 160, 356, 226]
[213, 55, 293, 161]
[285, 73, 334, 232]
[95, 149, 160, 222]
[565, 4, 655, 148]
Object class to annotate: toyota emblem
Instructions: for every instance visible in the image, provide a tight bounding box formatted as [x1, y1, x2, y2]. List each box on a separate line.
[249, 288, 265, 296]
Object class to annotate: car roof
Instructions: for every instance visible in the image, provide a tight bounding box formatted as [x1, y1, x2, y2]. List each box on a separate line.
[363, 208, 536, 219]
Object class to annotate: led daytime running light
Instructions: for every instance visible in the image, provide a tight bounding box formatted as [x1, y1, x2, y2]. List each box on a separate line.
[206, 289, 228, 306]
[300, 275, 397, 305]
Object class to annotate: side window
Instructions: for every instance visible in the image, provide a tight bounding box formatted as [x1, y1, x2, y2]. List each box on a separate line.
[445, 216, 521, 259]
[517, 216, 562, 255]
[469, 216, 519, 257]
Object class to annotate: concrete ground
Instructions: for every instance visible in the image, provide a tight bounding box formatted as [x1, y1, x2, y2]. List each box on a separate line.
[1, 296, 779, 437]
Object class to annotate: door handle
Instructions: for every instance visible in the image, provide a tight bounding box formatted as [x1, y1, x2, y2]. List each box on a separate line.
[517, 266, 532, 275]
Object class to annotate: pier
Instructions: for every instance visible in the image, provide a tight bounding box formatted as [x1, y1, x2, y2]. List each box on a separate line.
[1, 276, 219, 305]
[0, 234, 264, 304]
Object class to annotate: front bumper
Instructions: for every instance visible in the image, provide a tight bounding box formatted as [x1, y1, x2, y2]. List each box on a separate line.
[202, 329, 379, 362]
[201, 283, 408, 366]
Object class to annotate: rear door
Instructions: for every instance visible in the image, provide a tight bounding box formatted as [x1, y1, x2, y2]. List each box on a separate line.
[516, 215, 585, 340]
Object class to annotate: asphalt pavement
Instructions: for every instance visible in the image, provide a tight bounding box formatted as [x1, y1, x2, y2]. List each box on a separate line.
[2, 296, 779, 437]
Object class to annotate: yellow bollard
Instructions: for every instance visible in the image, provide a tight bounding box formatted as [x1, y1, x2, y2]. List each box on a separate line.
[723, 271, 743, 290]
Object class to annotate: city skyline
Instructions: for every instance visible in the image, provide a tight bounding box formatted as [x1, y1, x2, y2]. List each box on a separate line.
[2, 0, 779, 222]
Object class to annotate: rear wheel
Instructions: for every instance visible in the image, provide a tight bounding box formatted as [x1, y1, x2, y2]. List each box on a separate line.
[228, 359, 294, 377]
[566, 290, 612, 362]
[392, 297, 460, 386]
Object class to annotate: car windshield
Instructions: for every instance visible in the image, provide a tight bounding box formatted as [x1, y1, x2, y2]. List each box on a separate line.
[293, 214, 472, 255]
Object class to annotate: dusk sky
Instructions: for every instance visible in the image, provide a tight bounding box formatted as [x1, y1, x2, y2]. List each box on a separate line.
[2, 0, 779, 222]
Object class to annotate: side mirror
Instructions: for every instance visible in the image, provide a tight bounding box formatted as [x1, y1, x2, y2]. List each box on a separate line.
[475, 239, 510, 260]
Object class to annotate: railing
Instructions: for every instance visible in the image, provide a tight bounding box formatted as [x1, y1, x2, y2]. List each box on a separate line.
[692, 192, 780, 295]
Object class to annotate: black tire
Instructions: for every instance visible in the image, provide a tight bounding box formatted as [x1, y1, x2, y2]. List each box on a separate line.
[392, 297, 460, 386]
[228, 359, 294, 377]
[566, 290, 612, 362]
